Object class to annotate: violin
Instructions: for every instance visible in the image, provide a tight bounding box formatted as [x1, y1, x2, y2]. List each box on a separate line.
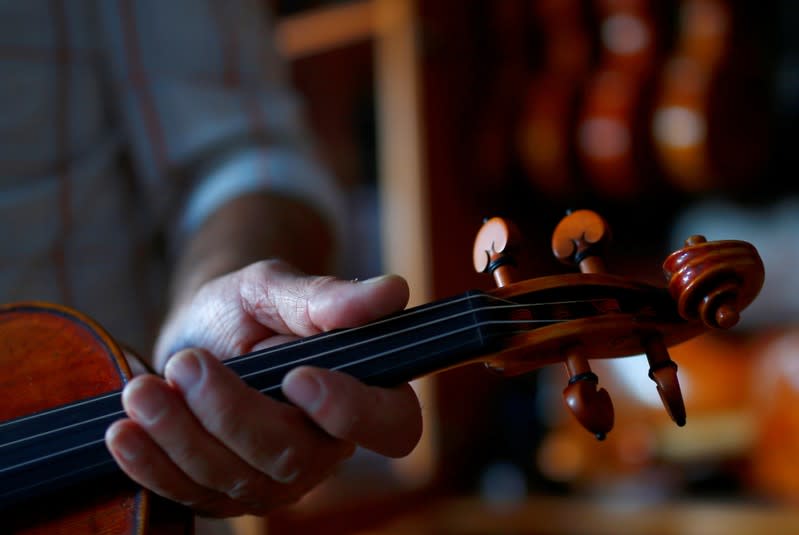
[575, 0, 665, 199]
[0, 210, 764, 533]
[650, 0, 770, 194]
[517, 0, 591, 199]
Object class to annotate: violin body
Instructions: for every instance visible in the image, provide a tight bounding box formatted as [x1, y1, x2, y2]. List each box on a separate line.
[0, 303, 191, 534]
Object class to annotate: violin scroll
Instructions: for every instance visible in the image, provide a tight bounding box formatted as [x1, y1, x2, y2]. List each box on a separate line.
[472, 210, 763, 441]
[663, 235, 765, 329]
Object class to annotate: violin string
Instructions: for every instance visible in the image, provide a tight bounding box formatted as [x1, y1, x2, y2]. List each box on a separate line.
[0, 296, 614, 471]
[0, 406, 122, 450]
[0, 295, 608, 456]
[2, 434, 111, 472]
[220, 292, 489, 368]
[0, 294, 603, 428]
[235, 302, 577, 382]
[257, 316, 572, 397]
[0, 456, 119, 502]
[5, 390, 122, 418]
[223, 292, 586, 368]
[0, 312, 577, 476]
[0, 294, 488, 428]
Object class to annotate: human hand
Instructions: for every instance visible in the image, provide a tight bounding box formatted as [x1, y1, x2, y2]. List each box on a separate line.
[105, 260, 422, 517]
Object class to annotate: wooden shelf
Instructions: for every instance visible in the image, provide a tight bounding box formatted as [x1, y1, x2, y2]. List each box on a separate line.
[277, 0, 431, 308]
[230, 4, 434, 533]
[276, 0, 377, 60]
[366, 496, 799, 535]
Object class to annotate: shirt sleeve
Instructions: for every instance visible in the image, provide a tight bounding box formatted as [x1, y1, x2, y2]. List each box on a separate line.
[96, 0, 343, 242]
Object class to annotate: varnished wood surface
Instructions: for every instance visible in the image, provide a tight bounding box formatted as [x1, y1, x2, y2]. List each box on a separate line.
[0, 302, 130, 418]
[0, 303, 151, 534]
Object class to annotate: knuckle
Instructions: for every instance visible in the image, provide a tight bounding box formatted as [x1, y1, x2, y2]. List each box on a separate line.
[169, 443, 205, 472]
[181, 491, 231, 517]
[252, 258, 290, 274]
[268, 446, 302, 484]
[224, 475, 294, 514]
[249, 408, 309, 478]
[205, 393, 249, 441]
[305, 274, 338, 292]
[326, 409, 360, 440]
[190, 364, 249, 438]
[224, 476, 266, 504]
[316, 385, 370, 440]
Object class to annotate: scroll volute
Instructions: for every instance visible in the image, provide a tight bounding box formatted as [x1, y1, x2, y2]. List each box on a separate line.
[663, 235, 765, 330]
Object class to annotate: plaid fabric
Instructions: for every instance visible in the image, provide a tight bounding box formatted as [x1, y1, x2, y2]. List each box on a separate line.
[0, 0, 340, 353]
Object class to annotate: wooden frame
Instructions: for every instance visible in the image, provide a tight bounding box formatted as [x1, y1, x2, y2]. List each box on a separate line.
[275, 0, 430, 307]
[231, 1, 432, 533]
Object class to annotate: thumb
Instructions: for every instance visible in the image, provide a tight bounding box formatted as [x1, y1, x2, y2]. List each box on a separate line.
[155, 260, 410, 367]
[241, 263, 410, 336]
[307, 274, 411, 331]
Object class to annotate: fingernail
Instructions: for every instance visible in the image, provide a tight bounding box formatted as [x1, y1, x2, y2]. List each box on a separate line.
[283, 369, 323, 413]
[125, 381, 167, 425]
[271, 447, 300, 483]
[358, 274, 393, 284]
[166, 351, 204, 395]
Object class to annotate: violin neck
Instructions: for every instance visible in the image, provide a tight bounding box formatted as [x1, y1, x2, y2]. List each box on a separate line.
[226, 289, 502, 395]
[1, 290, 504, 509]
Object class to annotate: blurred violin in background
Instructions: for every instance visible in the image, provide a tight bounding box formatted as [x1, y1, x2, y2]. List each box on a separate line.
[517, 0, 591, 199]
[650, 0, 771, 194]
[514, 0, 773, 203]
[574, 0, 666, 199]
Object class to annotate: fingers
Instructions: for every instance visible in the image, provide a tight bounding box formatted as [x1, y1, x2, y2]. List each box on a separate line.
[164, 350, 354, 483]
[107, 349, 355, 516]
[283, 366, 423, 458]
[306, 274, 411, 331]
[106, 419, 250, 517]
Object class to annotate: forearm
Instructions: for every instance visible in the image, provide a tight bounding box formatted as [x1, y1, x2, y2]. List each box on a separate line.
[169, 192, 335, 313]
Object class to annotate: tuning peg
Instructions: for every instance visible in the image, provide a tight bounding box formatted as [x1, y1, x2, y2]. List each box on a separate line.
[551, 209, 689, 431]
[550, 210, 619, 438]
[473, 217, 523, 287]
[642, 336, 686, 426]
[562, 349, 614, 440]
[473, 214, 614, 440]
[551, 209, 611, 274]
